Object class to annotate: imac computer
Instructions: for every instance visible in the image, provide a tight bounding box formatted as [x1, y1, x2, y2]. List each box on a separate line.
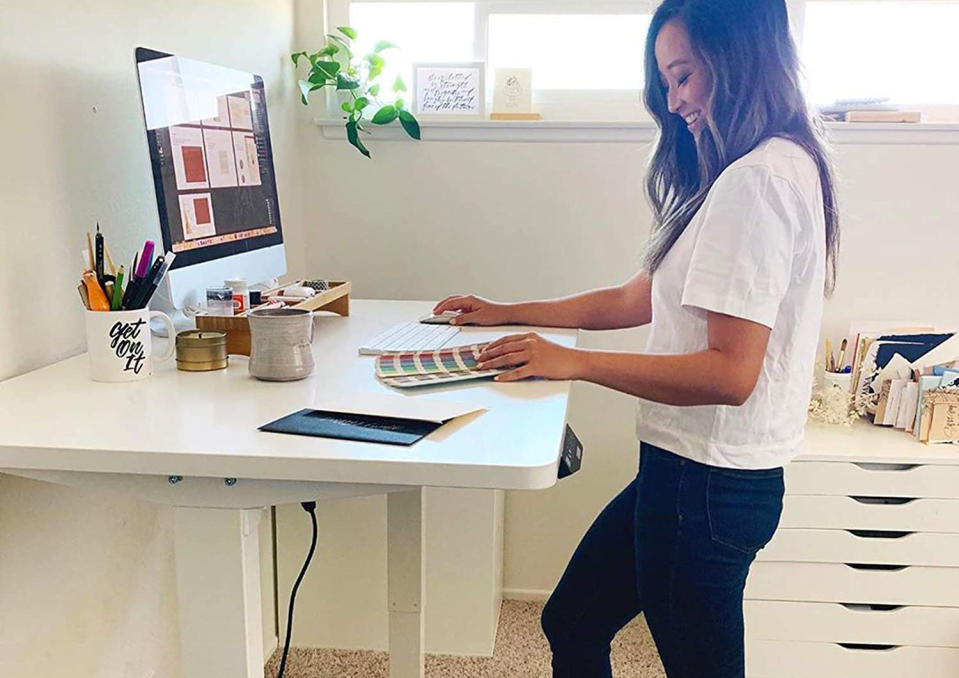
[134, 47, 286, 326]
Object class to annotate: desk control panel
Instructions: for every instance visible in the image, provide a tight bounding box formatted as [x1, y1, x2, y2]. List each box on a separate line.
[558, 424, 583, 479]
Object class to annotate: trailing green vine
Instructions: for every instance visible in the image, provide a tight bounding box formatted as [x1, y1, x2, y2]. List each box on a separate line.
[292, 26, 421, 158]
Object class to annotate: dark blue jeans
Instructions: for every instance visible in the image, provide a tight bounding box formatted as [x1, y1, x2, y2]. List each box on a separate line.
[541, 442, 785, 678]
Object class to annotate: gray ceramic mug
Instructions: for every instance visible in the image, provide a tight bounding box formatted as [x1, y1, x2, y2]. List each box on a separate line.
[247, 308, 315, 381]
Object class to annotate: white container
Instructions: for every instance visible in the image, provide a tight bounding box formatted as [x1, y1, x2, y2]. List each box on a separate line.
[823, 370, 853, 392]
[84, 308, 176, 382]
[224, 277, 249, 315]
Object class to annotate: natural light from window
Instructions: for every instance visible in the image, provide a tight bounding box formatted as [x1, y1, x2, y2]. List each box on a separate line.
[488, 14, 650, 90]
[349, 2, 475, 99]
[802, 1, 959, 105]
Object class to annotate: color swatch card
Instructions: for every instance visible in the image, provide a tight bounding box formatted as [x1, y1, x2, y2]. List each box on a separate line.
[375, 343, 507, 388]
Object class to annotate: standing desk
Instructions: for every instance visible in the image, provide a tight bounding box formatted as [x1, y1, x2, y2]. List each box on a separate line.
[0, 300, 579, 678]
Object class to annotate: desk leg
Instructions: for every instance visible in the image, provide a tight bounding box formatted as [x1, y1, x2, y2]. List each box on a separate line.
[387, 488, 426, 678]
[173, 507, 264, 678]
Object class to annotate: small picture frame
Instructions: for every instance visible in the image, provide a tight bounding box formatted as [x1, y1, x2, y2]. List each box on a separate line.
[492, 67, 533, 114]
[412, 62, 485, 119]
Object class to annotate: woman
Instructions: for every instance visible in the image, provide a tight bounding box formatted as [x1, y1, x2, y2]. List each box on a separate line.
[433, 0, 838, 676]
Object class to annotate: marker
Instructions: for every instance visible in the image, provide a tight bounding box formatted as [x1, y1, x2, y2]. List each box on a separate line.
[137, 252, 176, 310]
[131, 255, 165, 309]
[121, 251, 142, 310]
[135, 240, 155, 280]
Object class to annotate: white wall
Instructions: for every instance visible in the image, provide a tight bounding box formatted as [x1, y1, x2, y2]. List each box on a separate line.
[0, 1, 303, 675]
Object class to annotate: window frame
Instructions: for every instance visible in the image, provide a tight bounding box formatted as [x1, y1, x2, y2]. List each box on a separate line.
[318, 0, 959, 143]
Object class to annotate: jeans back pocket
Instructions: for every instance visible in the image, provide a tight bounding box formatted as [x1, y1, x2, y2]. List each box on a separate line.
[706, 467, 785, 555]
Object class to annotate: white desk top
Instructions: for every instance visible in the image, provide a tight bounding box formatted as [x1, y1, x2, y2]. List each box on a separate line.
[0, 301, 579, 490]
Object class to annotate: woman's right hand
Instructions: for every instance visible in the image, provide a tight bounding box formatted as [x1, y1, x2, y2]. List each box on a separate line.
[432, 295, 516, 326]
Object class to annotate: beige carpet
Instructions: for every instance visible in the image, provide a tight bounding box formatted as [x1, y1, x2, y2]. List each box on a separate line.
[265, 599, 666, 677]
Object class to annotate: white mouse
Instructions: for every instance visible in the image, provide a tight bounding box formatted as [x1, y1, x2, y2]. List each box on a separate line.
[420, 310, 461, 324]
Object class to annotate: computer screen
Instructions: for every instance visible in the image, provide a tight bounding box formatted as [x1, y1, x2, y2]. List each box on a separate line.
[135, 47, 284, 272]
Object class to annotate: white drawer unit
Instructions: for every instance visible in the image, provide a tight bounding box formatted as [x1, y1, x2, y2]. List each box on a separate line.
[779, 495, 959, 532]
[746, 561, 959, 607]
[784, 461, 959, 499]
[744, 422, 959, 678]
[745, 600, 959, 647]
[747, 640, 959, 678]
[760, 528, 959, 567]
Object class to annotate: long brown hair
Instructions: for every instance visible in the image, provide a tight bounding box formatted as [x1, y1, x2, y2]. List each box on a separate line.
[642, 0, 839, 295]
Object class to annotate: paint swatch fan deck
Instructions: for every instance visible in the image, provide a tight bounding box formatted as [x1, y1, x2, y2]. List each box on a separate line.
[375, 343, 506, 387]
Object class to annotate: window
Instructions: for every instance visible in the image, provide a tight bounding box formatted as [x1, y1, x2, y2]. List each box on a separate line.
[325, 0, 959, 127]
[329, 1, 654, 121]
[802, 1, 959, 121]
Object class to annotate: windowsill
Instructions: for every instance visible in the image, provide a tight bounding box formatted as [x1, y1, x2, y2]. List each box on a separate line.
[315, 117, 959, 145]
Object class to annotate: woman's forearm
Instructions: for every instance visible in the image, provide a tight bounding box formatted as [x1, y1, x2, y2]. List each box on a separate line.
[573, 348, 756, 407]
[509, 285, 646, 330]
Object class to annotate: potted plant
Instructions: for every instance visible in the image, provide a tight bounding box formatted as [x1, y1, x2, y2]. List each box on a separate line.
[292, 26, 421, 158]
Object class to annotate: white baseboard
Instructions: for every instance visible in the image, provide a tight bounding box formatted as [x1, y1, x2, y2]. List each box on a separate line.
[503, 588, 551, 602]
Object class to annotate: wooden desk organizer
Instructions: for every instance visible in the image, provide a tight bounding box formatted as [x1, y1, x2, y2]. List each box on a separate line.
[195, 280, 351, 356]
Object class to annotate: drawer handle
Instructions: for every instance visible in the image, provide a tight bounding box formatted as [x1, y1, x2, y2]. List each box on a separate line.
[838, 643, 899, 652]
[844, 563, 908, 571]
[847, 529, 914, 539]
[840, 603, 904, 612]
[850, 496, 916, 505]
[852, 463, 919, 472]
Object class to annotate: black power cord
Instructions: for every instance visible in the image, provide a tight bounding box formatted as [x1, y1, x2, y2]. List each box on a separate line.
[276, 501, 318, 678]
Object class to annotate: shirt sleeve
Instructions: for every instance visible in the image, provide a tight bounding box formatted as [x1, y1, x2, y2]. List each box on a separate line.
[680, 165, 803, 329]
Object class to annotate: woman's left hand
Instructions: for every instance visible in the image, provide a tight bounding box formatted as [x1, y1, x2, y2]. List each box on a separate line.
[476, 332, 582, 382]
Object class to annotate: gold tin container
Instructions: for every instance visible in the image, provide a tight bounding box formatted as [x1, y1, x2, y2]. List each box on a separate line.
[176, 330, 229, 371]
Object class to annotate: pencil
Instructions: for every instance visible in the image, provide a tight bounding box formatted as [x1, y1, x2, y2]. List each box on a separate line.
[825, 338, 834, 373]
[104, 242, 118, 276]
[85, 231, 95, 270]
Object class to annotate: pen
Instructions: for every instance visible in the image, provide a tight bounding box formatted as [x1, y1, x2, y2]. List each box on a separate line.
[131, 255, 165, 309]
[121, 251, 142, 310]
[111, 266, 125, 310]
[95, 223, 105, 285]
[137, 252, 176, 309]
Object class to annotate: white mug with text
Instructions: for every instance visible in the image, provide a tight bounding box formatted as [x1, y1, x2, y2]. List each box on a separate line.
[84, 309, 176, 382]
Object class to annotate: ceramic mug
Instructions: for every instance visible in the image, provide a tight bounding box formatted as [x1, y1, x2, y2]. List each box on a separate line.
[248, 308, 315, 381]
[85, 309, 176, 382]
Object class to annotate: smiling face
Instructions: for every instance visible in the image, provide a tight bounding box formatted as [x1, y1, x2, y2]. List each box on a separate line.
[654, 19, 713, 137]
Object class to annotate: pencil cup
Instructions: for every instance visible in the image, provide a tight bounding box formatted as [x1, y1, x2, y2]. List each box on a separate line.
[822, 370, 852, 393]
[84, 309, 176, 382]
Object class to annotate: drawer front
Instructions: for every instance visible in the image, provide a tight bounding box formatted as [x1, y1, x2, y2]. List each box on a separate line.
[745, 600, 959, 647]
[785, 461, 959, 499]
[747, 640, 959, 678]
[780, 495, 959, 532]
[745, 561, 959, 606]
[759, 528, 959, 567]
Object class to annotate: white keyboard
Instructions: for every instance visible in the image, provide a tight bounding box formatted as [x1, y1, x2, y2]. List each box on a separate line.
[359, 321, 462, 355]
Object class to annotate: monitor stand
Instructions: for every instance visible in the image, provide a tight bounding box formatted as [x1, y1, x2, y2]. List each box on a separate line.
[148, 284, 202, 337]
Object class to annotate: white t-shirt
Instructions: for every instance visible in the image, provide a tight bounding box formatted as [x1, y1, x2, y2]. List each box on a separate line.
[635, 136, 826, 469]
